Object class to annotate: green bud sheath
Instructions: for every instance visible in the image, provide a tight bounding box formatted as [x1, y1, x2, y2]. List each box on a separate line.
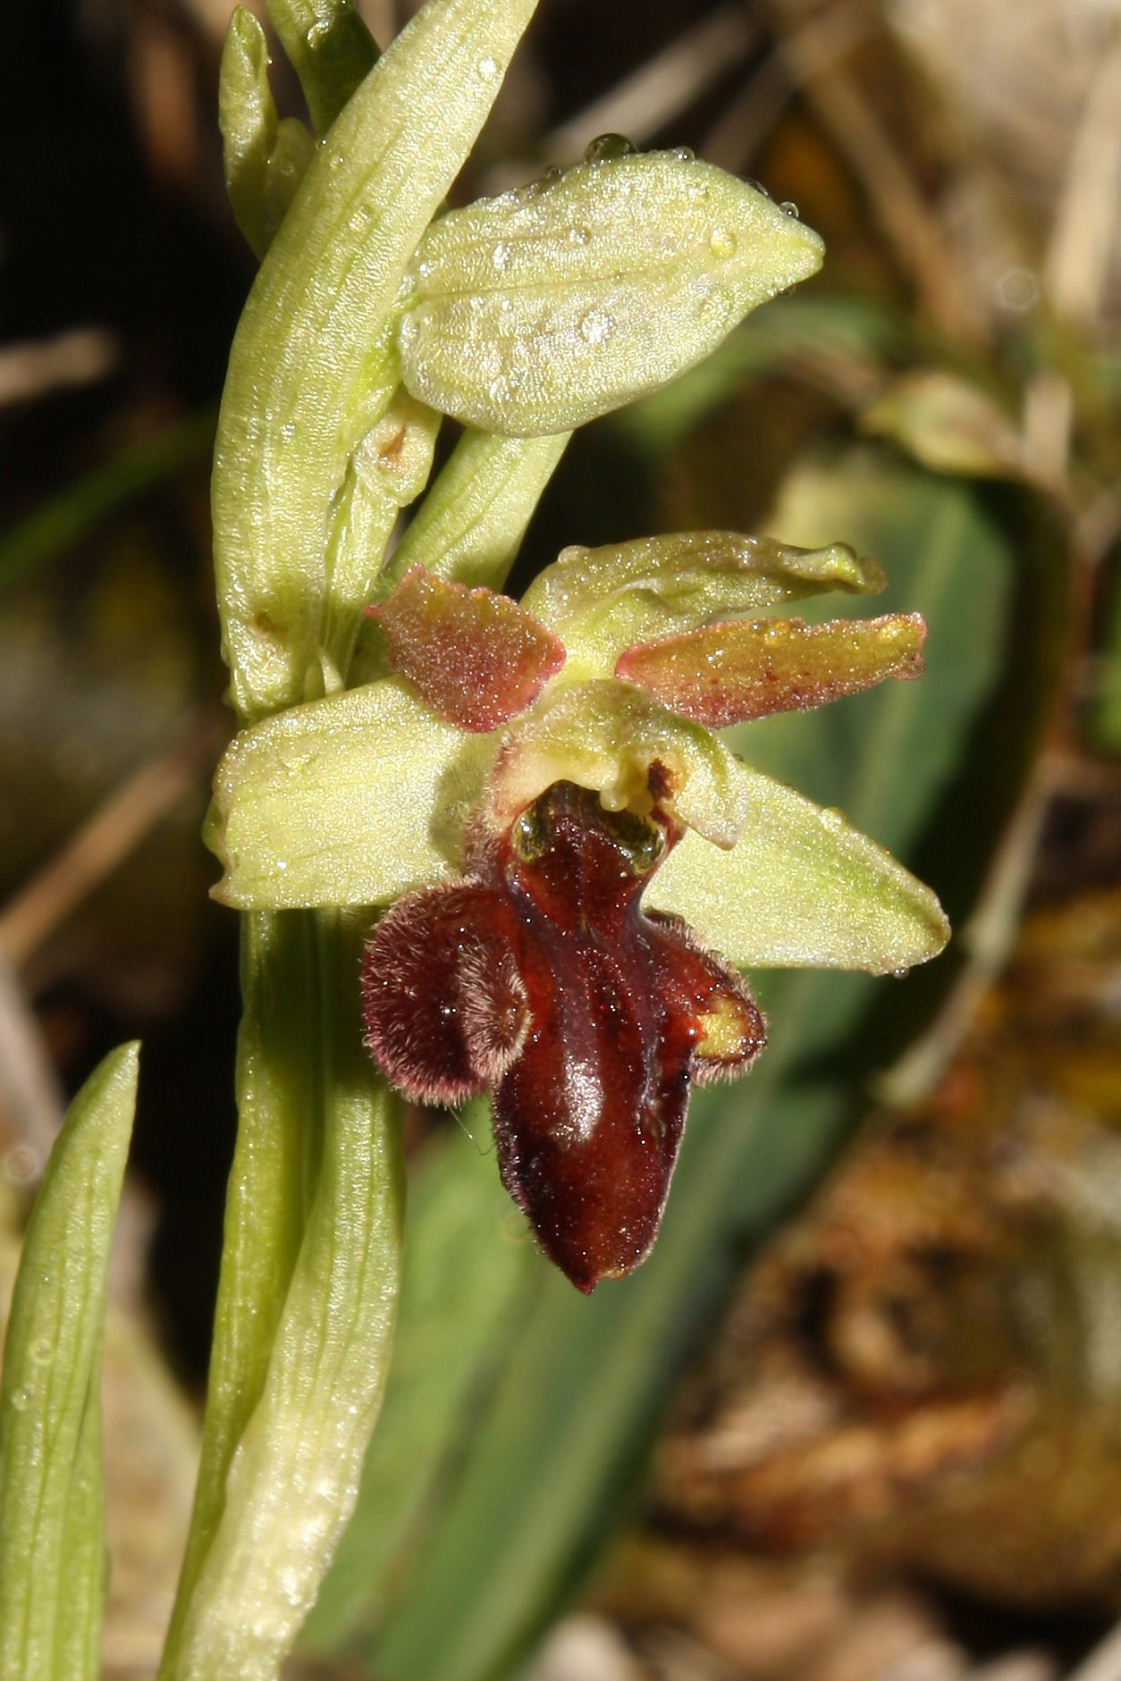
[398, 151, 825, 437]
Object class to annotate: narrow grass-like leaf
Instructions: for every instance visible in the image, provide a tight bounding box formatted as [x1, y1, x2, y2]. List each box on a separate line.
[0, 1041, 139, 1681]
[213, 0, 541, 722]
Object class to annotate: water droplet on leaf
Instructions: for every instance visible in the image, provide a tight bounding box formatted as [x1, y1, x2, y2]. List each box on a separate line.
[708, 227, 737, 259]
[584, 133, 637, 164]
[778, 200, 800, 217]
[578, 309, 615, 345]
[476, 56, 499, 80]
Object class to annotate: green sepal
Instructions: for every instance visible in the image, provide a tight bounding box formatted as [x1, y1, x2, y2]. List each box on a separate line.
[398, 152, 824, 436]
[0, 1043, 139, 1681]
[207, 682, 487, 908]
[648, 764, 949, 973]
[212, 0, 541, 722]
[482, 680, 750, 848]
[522, 531, 883, 678]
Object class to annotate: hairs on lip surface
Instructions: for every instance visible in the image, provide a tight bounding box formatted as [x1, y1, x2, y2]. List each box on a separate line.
[458, 937, 530, 1087]
[363, 880, 523, 1108]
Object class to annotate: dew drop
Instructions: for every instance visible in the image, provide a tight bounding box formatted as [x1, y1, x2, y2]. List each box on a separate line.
[892, 966, 911, 980]
[476, 55, 499, 80]
[28, 1337, 53, 1367]
[669, 145, 695, 162]
[584, 132, 637, 165]
[708, 226, 737, 259]
[578, 308, 615, 345]
[567, 225, 591, 246]
[306, 18, 330, 47]
[541, 164, 565, 185]
[492, 240, 513, 272]
[8, 1386, 30, 1413]
[778, 200, 800, 218]
[747, 178, 772, 198]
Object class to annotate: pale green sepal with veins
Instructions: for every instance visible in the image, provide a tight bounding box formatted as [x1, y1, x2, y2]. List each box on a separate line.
[398, 153, 824, 437]
[207, 681, 485, 909]
[212, 0, 541, 723]
[649, 765, 950, 974]
[523, 532, 884, 677]
[208, 676, 752, 907]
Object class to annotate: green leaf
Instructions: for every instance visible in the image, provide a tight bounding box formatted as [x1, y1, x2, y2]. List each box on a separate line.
[303, 1119, 534, 1651]
[398, 153, 824, 437]
[265, 0, 379, 138]
[212, 0, 541, 721]
[522, 531, 883, 678]
[207, 681, 485, 909]
[650, 761, 947, 973]
[0, 1042, 139, 1681]
[161, 914, 404, 1681]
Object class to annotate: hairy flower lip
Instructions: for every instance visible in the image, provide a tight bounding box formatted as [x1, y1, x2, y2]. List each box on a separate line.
[363, 780, 767, 1290]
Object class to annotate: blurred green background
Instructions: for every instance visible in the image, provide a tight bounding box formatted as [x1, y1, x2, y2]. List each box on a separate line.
[1, 1, 1118, 1677]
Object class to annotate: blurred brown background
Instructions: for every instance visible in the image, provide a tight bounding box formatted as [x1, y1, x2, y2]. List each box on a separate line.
[0, 2, 1118, 1677]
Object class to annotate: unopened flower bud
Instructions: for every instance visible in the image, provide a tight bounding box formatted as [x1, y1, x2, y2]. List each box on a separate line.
[397, 150, 824, 436]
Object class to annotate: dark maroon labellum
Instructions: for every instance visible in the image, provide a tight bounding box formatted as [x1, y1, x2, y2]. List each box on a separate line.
[363, 781, 766, 1291]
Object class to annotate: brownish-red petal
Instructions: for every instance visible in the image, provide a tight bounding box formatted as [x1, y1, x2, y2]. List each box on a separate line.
[368, 565, 565, 732]
[615, 612, 926, 727]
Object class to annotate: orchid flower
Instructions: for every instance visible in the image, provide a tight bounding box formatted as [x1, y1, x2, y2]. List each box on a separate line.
[207, 530, 947, 1290]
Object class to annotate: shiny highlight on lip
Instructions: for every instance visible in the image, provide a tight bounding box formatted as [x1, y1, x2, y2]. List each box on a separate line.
[363, 780, 766, 1290]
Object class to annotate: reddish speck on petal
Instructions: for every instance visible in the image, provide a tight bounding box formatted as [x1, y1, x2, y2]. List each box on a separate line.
[368, 565, 565, 732]
[615, 612, 926, 727]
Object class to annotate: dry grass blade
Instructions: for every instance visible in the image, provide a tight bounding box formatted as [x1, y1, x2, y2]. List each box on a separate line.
[0, 726, 216, 972]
